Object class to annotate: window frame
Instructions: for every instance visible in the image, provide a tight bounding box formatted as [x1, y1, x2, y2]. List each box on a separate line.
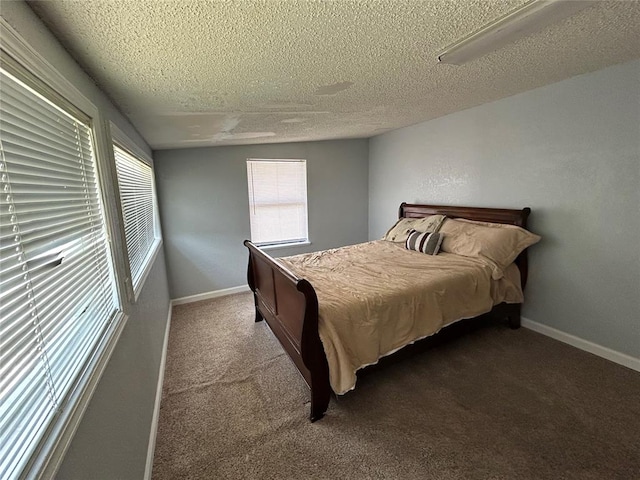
[246, 158, 310, 248]
[0, 18, 129, 480]
[111, 123, 162, 302]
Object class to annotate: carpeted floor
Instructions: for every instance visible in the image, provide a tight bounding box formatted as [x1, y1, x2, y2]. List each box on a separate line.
[152, 293, 640, 480]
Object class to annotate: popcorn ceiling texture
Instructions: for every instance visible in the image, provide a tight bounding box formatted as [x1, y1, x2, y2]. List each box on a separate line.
[27, 0, 640, 149]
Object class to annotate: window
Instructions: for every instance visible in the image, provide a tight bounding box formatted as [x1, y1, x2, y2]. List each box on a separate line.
[0, 57, 120, 478]
[246, 159, 308, 246]
[113, 144, 160, 296]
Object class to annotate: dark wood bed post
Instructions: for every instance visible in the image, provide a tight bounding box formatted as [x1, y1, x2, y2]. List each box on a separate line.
[297, 279, 331, 422]
[246, 253, 263, 323]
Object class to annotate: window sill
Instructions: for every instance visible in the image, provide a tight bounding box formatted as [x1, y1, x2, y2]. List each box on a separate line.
[259, 241, 311, 251]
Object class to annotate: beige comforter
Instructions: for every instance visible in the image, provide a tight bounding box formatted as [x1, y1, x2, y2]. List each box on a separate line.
[278, 240, 523, 395]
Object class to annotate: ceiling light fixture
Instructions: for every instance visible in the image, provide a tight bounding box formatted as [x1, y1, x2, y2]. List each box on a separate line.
[438, 0, 594, 66]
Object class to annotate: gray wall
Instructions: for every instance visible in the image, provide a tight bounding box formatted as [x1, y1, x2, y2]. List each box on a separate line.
[369, 60, 640, 358]
[155, 139, 369, 299]
[2, 2, 172, 479]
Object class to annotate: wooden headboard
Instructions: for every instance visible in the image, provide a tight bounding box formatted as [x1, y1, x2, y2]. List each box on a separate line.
[398, 203, 532, 289]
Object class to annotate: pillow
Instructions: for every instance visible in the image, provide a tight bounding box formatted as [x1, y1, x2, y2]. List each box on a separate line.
[382, 217, 419, 242]
[439, 218, 541, 278]
[405, 229, 444, 255]
[382, 214, 446, 243]
[413, 214, 446, 234]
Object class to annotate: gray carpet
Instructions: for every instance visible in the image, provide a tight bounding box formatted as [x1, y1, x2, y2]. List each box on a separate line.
[152, 293, 640, 479]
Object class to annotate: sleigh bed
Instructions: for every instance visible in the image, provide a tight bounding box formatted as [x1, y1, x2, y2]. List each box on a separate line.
[244, 203, 537, 421]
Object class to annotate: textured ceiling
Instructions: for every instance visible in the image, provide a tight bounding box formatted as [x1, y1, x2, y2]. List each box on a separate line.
[27, 0, 640, 150]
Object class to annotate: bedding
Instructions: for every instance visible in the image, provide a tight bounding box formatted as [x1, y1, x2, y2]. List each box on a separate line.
[278, 240, 523, 394]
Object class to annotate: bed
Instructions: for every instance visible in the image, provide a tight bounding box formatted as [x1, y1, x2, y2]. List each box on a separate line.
[244, 203, 538, 421]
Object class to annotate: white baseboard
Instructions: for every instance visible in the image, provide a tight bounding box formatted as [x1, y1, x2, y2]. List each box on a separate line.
[521, 317, 640, 372]
[171, 285, 251, 306]
[144, 303, 172, 480]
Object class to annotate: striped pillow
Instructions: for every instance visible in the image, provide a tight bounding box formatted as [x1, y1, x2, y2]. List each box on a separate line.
[405, 229, 444, 255]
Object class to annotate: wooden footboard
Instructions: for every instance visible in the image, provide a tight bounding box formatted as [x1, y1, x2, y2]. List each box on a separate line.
[245, 203, 532, 422]
[243, 240, 330, 421]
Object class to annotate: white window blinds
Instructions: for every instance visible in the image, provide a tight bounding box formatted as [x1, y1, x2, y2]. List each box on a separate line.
[246, 159, 308, 246]
[113, 145, 159, 291]
[0, 63, 119, 479]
